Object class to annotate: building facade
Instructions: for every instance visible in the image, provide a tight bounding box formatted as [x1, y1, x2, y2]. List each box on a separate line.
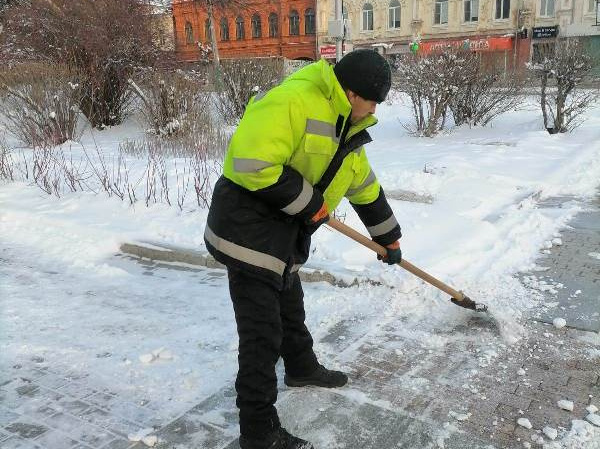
[317, 0, 533, 68]
[172, 0, 317, 61]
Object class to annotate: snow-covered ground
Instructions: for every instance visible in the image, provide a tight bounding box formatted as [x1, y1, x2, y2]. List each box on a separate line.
[1, 95, 600, 446]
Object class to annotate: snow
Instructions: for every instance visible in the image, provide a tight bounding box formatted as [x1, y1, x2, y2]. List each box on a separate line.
[517, 417, 532, 429]
[587, 414, 600, 427]
[543, 426, 558, 440]
[553, 318, 567, 329]
[545, 420, 600, 449]
[1, 95, 600, 446]
[558, 400, 575, 412]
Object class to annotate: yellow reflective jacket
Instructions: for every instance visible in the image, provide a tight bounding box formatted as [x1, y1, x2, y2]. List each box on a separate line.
[205, 59, 400, 287]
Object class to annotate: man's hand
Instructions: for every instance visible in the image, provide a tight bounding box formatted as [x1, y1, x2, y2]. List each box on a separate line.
[309, 202, 329, 228]
[377, 240, 402, 265]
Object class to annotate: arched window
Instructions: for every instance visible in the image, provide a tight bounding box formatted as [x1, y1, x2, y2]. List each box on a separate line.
[205, 18, 211, 42]
[304, 8, 315, 34]
[269, 13, 278, 37]
[185, 21, 194, 44]
[289, 10, 299, 36]
[251, 14, 262, 38]
[389, 0, 401, 29]
[362, 4, 374, 31]
[236, 16, 245, 40]
[220, 17, 229, 41]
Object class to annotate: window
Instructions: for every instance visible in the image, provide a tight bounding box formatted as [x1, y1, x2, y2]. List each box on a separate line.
[588, 0, 596, 13]
[269, 13, 278, 37]
[220, 17, 229, 41]
[236, 16, 245, 40]
[495, 0, 510, 19]
[185, 21, 194, 44]
[362, 3, 373, 31]
[464, 0, 478, 22]
[205, 19, 211, 42]
[434, 0, 448, 24]
[540, 0, 554, 17]
[305, 8, 315, 34]
[289, 10, 299, 35]
[251, 14, 262, 38]
[389, 0, 401, 29]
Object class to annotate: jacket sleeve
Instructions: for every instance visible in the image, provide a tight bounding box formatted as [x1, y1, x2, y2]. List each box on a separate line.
[346, 148, 401, 246]
[223, 90, 324, 222]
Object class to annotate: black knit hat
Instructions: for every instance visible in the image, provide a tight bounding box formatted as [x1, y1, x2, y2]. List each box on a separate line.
[333, 49, 391, 103]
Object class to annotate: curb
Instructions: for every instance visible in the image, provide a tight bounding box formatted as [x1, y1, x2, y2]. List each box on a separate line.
[119, 241, 379, 288]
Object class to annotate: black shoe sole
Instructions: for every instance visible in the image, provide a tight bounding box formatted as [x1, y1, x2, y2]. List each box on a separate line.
[284, 375, 348, 388]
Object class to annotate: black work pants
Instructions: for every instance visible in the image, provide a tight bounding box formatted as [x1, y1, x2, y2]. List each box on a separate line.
[228, 267, 319, 438]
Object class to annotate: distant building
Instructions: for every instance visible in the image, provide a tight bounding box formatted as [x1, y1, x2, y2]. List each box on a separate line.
[317, 0, 531, 69]
[172, 0, 317, 61]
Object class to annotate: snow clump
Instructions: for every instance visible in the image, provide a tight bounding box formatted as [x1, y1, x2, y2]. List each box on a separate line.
[553, 317, 567, 329]
[543, 426, 558, 440]
[558, 399, 574, 411]
[517, 417, 532, 429]
[586, 414, 600, 427]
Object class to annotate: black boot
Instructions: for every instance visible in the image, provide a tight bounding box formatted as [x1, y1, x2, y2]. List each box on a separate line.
[239, 427, 314, 449]
[284, 364, 348, 388]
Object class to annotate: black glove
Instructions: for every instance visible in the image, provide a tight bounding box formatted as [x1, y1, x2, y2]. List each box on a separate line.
[377, 241, 402, 265]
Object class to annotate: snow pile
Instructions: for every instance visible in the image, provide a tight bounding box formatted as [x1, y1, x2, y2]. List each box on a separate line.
[557, 399, 574, 412]
[544, 420, 600, 449]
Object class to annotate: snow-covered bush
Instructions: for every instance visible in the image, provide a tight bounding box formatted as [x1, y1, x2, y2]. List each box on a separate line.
[119, 127, 227, 208]
[2, 0, 162, 129]
[449, 66, 525, 127]
[0, 134, 14, 181]
[528, 38, 598, 134]
[392, 51, 473, 137]
[213, 57, 283, 125]
[0, 63, 82, 146]
[129, 71, 212, 138]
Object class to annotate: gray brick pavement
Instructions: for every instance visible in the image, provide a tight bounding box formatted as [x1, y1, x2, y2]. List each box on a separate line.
[3, 196, 599, 448]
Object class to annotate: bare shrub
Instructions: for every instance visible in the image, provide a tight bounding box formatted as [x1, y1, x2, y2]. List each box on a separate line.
[31, 146, 62, 196]
[214, 57, 283, 125]
[393, 51, 473, 137]
[0, 135, 14, 181]
[450, 65, 525, 127]
[119, 127, 226, 208]
[3, 0, 163, 128]
[0, 63, 82, 146]
[528, 38, 598, 133]
[129, 71, 212, 137]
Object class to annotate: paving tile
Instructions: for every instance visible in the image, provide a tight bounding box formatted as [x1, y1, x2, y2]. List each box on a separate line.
[42, 412, 116, 447]
[32, 428, 81, 448]
[79, 407, 144, 439]
[99, 437, 135, 449]
[34, 373, 70, 390]
[0, 406, 21, 427]
[3, 420, 49, 440]
[0, 435, 42, 448]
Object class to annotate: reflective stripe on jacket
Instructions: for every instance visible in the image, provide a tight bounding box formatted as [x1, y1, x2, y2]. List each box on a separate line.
[205, 59, 401, 287]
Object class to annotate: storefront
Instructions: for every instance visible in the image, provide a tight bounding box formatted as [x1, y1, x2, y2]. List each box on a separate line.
[415, 35, 529, 71]
[531, 26, 559, 63]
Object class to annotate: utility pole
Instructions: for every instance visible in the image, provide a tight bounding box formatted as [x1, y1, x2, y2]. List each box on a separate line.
[334, 0, 342, 62]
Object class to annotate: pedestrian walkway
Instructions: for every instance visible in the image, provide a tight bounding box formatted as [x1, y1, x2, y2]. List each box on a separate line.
[2, 196, 599, 449]
[522, 195, 600, 332]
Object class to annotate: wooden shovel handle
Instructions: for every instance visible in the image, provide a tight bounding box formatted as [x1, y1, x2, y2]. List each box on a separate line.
[326, 217, 467, 301]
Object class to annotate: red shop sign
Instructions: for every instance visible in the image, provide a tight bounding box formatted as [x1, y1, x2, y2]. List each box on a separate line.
[419, 36, 513, 54]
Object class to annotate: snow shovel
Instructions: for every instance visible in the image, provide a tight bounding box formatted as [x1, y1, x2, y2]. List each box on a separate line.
[327, 217, 488, 313]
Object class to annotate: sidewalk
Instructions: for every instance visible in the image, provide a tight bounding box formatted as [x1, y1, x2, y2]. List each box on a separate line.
[2, 195, 599, 449]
